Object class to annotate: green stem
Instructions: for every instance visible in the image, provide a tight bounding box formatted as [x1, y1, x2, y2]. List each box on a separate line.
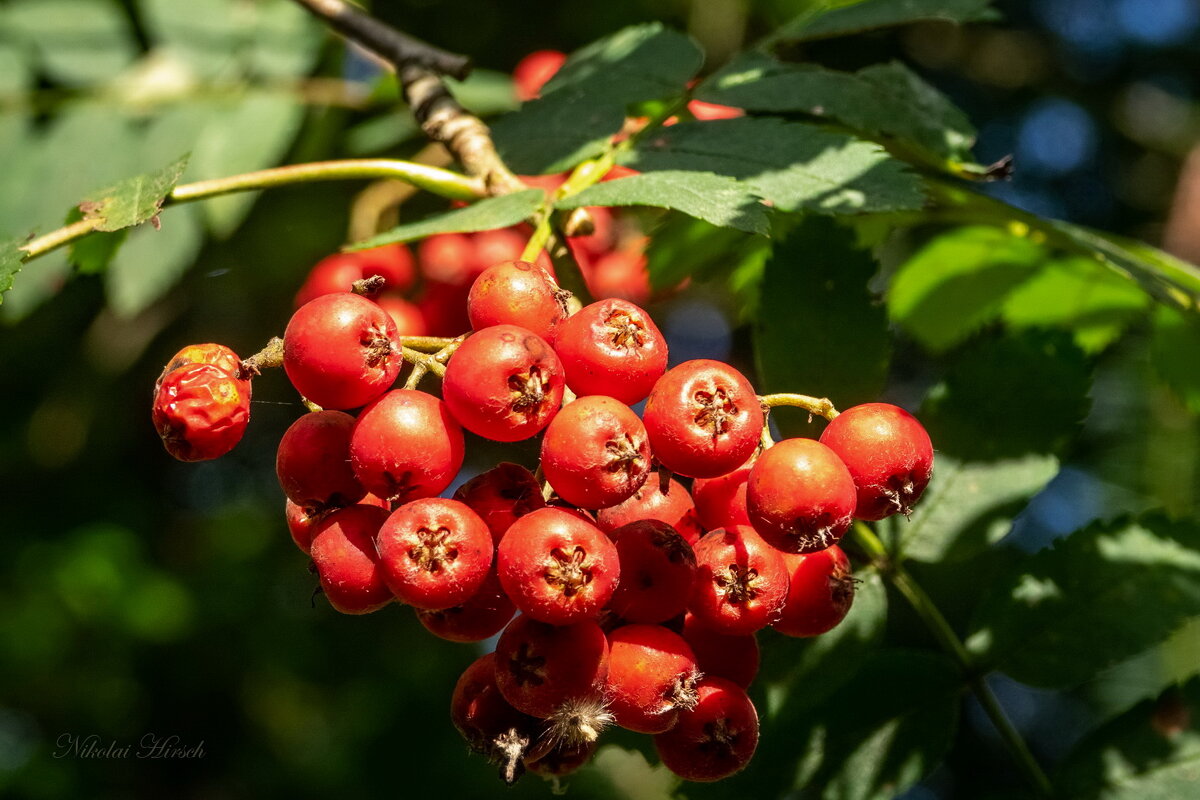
[760, 392, 840, 421]
[852, 522, 1054, 797]
[18, 158, 484, 263]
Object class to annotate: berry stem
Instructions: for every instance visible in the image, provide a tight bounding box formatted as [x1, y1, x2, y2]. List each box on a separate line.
[401, 334, 466, 389]
[759, 393, 840, 422]
[239, 336, 285, 379]
[852, 522, 1053, 797]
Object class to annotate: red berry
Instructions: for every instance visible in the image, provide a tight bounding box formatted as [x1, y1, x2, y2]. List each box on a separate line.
[419, 233, 477, 286]
[283, 293, 401, 410]
[355, 243, 417, 292]
[565, 205, 615, 258]
[746, 438, 856, 554]
[470, 228, 527, 273]
[643, 360, 764, 479]
[275, 410, 366, 512]
[417, 279, 472, 336]
[376, 498, 493, 610]
[294, 254, 365, 307]
[415, 567, 515, 642]
[773, 545, 855, 637]
[442, 325, 565, 442]
[595, 477, 705, 546]
[586, 248, 651, 305]
[152, 362, 251, 461]
[494, 613, 610, 718]
[467, 260, 568, 340]
[453, 463, 546, 546]
[284, 493, 388, 554]
[818, 402, 934, 520]
[606, 624, 701, 734]
[606, 520, 696, 624]
[451, 652, 539, 784]
[375, 293, 428, 337]
[692, 461, 753, 531]
[157, 342, 243, 386]
[349, 389, 465, 503]
[513, 50, 566, 101]
[552, 298, 668, 405]
[689, 526, 787, 635]
[497, 508, 619, 624]
[654, 676, 759, 782]
[524, 737, 597, 779]
[540, 395, 651, 509]
[680, 612, 759, 689]
[309, 504, 394, 614]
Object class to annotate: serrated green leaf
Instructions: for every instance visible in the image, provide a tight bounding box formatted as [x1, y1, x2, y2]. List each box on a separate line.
[698, 55, 977, 168]
[79, 154, 189, 233]
[5, 0, 138, 86]
[189, 94, 305, 238]
[921, 330, 1092, 460]
[967, 514, 1200, 689]
[888, 453, 1060, 562]
[887, 226, 1045, 352]
[1151, 306, 1200, 414]
[0, 237, 26, 304]
[105, 204, 204, 317]
[556, 171, 769, 235]
[776, 0, 1000, 43]
[643, 215, 769, 292]
[1058, 674, 1200, 800]
[351, 190, 545, 250]
[755, 217, 891, 417]
[1082, 618, 1200, 726]
[1001, 256, 1151, 353]
[623, 118, 926, 214]
[492, 23, 703, 173]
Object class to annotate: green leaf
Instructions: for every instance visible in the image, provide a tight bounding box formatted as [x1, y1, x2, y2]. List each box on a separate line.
[967, 514, 1200, 689]
[78, 155, 190, 233]
[643, 215, 770, 293]
[0, 237, 26, 304]
[189, 94, 305, 238]
[64, 206, 128, 276]
[5, 0, 137, 86]
[351, 190, 545, 250]
[698, 55, 977, 167]
[887, 226, 1045, 352]
[755, 217, 891, 417]
[1001, 256, 1152, 353]
[921, 330, 1092, 460]
[555, 171, 769, 235]
[105, 204, 205, 317]
[622, 118, 926, 214]
[1058, 675, 1200, 800]
[491, 23, 703, 173]
[886, 453, 1060, 563]
[776, 0, 1000, 43]
[1151, 306, 1200, 414]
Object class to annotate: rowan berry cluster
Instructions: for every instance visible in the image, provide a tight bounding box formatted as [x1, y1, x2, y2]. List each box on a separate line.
[151, 233, 933, 786]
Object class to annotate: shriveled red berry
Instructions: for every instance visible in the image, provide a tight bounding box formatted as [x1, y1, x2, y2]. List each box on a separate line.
[282, 292, 401, 410]
[552, 298, 668, 405]
[349, 389, 465, 503]
[497, 508, 619, 624]
[654, 676, 759, 782]
[819, 402, 934, 520]
[376, 498, 493, 610]
[451, 652, 539, 785]
[773, 546, 855, 637]
[275, 410, 366, 513]
[152, 362, 251, 462]
[442, 325, 565, 442]
[157, 342, 243, 387]
[467, 260, 569, 340]
[453, 463, 546, 545]
[606, 624, 701, 734]
[689, 526, 787, 635]
[309, 504, 394, 614]
[595, 477, 705, 546]
[540, 396, 651, 509]
[692, 461, 753, 531]
[643, 360, 764, 479]
[415, 567, 515, 642]
[681, 612, 759, 689]
[606, 520, 696, 624]
[494, 614, 610, 718]
[746, 438, 856, 554]
[513, 49, 566, 101]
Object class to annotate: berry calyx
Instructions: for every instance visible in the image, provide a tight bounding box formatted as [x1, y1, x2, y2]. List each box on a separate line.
[654, 676, 759, 782]
[494, 614, 610, 719]
[773, 545, 856, 638]
[451, 653, 539, 785]
[540, 395, 651, 509]
[605, 624, 701, 734]
[746, 438, 857, 554]
[818, 402, 934, 520]
[467, 260, 569, 340]
[689, 526, 787, 635]
[552, 298, 668, 405]
[376, 498, 493, 610]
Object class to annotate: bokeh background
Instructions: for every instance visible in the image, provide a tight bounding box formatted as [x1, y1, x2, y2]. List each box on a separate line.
[1, 0, 1198, 797]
